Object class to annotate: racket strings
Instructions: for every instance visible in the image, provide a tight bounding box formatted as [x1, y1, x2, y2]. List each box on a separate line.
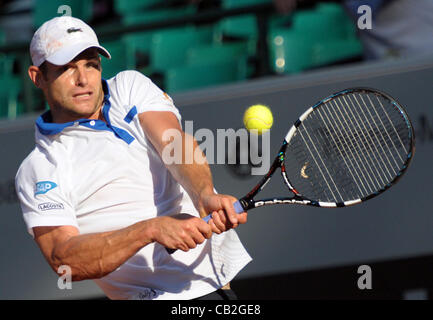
[285, 90, 412, 203]
[350, 93, 409, 173]
[315, 106, 369, 199]
[321, 101, 374, 195]
[352, 95, 397, 162]
[328, 96, 391, 194]
[297, 125, 344, 201]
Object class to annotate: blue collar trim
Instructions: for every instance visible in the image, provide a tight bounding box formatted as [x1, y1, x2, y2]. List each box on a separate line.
[35, 79, 135, 145]
[101, 78, 110, 103]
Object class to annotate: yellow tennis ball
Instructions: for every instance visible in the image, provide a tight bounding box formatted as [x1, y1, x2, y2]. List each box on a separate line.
[243, 104, 273, 135]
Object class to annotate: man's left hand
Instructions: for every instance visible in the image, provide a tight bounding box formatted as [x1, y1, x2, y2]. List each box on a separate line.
[198, 192, 248, 234]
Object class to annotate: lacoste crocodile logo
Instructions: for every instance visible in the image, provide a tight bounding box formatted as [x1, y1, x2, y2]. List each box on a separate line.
[67, 28, 82, 34]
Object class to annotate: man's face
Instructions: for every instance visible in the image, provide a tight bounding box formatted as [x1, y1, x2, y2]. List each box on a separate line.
[36, 48, 104, 123]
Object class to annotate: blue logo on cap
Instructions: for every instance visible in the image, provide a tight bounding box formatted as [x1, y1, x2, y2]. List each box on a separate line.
[35, 181, 57, 196]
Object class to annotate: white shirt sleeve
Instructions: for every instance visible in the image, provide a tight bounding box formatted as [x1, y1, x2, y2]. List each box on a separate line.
[114, 70, 182, 122]
[15, 153, 78, 237]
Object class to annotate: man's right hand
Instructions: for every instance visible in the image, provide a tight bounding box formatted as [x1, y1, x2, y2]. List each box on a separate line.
[150, 214, 213, 252]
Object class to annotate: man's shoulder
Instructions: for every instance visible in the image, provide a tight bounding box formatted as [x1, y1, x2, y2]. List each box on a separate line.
[106, 70, 157, 115]
[16, 146, 53, 182]
[108, 70, 152, 87]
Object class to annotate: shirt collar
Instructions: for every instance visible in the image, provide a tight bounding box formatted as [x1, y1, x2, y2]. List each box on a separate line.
[36, 79, 110, 136]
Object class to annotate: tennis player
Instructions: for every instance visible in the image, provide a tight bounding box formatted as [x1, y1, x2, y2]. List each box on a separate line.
[15, 16, 251, 300]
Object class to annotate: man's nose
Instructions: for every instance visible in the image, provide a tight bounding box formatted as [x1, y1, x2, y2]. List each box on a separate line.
[75, 66, 88, 86]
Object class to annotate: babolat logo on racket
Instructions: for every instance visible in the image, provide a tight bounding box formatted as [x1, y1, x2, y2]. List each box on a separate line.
[35, 181, 57, 196]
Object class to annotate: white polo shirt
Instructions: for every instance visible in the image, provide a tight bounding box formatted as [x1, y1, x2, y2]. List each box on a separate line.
[15, 70, 251, 300]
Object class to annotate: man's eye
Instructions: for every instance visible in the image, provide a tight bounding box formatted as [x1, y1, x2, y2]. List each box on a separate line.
[87, 62, 100, 69]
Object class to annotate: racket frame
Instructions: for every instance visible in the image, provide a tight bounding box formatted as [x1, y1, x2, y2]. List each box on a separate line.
[237, 87, 415, 211]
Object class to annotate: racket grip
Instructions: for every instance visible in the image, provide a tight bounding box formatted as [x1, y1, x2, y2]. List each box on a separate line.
[166, 200, 244, 254]
[233, 200, 245, 214]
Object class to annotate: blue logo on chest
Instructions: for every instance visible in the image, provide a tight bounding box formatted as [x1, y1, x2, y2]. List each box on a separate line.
[35, 181, 58, 195]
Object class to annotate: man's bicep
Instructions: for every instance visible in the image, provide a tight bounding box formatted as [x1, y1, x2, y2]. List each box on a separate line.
[138, 111, 183, 155]
[33, 225, 79, 270]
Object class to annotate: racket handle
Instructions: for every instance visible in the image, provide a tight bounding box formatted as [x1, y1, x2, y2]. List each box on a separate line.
[201, 201, 244, 223]
[233, 200, 246, 214]
[166, 200, 244, 254]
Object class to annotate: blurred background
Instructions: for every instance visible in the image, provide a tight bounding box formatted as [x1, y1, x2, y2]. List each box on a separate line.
[1, 0, 433, 118]
[0, 0, 432, 299]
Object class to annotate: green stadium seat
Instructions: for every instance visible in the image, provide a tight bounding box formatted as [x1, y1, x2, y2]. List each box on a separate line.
[121, 7, 197, 26]
[317, 2, 355, 40]
[122, 7, 198, 66]
[344, 17, 360, 40]
[165, 59, 246, 93]
[0, 76, 22, 119]
[100, 39, 134, 79]
[311, 39, 363, 67]
[149, 26, 213, 73]
[214, 11, 290, 57]
[114, 0, 164, 16]
[214, 0, 292, 56]
[33, 0, 93, 28]
[269, 3, 363, 74]
[269, 29, 314, 74]
[216, 0, 272, 41]
[186, 43, 250, 79]
[215, 15, 258, 40]
[316, 3, 361, 41]
[0, 42, 27, 118]
[213, 15, 262, 59]
[0, 54, 15, 76]
[293, 5, 346, 41]
[221, 0, 272, 8]
[186, 42, 248, 63]
[123, 32, 152, 69]
[0, 31, 12, 76]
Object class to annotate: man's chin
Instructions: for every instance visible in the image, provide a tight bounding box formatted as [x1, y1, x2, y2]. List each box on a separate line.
[70, 103, 102, 120]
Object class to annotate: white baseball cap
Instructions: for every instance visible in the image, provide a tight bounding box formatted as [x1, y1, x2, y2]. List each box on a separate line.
[30, 16, 111, 67]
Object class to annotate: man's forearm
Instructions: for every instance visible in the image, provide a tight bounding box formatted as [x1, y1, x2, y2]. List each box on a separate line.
[138, 111, 217, 217]
[164, 132, 215, 217]
[50, 220, 155, 281]
[138, 111, 245, 234]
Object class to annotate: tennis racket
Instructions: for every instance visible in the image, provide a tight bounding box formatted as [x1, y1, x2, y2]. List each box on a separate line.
[168, 87, 415, 253]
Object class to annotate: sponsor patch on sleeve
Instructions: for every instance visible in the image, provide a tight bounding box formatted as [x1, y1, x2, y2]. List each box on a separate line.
[35, 181, 57, 196]
[38, 202, 64, 211]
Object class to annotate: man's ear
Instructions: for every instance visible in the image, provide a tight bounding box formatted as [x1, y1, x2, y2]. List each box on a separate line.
[28, 65, 44, 89]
